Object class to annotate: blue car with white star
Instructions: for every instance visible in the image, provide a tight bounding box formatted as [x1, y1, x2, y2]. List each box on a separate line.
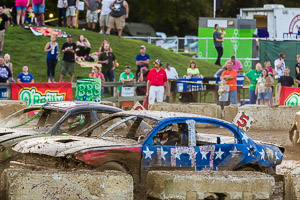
[12, 111, 284, 183]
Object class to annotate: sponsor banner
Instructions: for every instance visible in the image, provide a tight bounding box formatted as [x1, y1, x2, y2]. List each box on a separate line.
[279, 86, 300, 106]
[75, 78, 101, 102]
[11, 82, 72, 107]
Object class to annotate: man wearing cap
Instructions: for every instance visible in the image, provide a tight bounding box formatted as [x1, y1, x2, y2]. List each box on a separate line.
[59, 34, 76, 82]
[135, 45, 150, 78]
[146, 59, 170, 106]
[165, 63, 178, 103]
[117, 65, 135, 94]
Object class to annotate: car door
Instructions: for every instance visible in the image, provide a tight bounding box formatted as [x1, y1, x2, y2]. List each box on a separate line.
[141, 119, 198, 171]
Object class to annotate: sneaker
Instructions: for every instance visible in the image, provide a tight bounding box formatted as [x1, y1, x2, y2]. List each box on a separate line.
[99, 30, 104, 34]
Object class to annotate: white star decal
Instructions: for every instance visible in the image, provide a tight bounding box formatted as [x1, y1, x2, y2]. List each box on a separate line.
[241, 132, 250, 143]
[229, 146, 240, 158]
[259, 148, 265, 160]
[175, 148, 181, 160]
[143, 146, 154, 160]
[215, 148, 224, 160]
[246, 145, 253, 156]
[200, 151, 209, 160]
[160, 147, 168, 160]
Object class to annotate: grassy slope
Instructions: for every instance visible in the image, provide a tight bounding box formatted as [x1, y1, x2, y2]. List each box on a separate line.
[5, 26, 219, 82]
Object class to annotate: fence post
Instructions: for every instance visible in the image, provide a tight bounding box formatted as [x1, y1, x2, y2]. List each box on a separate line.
[148, 37, 151, 44]
[205, 38, 208, 61]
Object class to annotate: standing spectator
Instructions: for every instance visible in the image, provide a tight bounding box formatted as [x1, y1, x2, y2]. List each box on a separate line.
[0, 7, 9, 56]
[98, 43, 117, 95]
[221, 62, 237, 105]
[279, 67, 294, 87]
[31, 0, 45, 26]
[146, 59, 170, 105]
[59, 34, 76, 83]
[66, 0, 78, 28]
[4, 53, 13, 78]
[99, 0, 114, 34]
[165, 62, 178, 103]
[136, 66, 149, 96]
[218, 79, 229, 116]
[214, 65, 226, 78]
[264, 61, 277, 77]
[44, 35, 59, 83]
[117, 65, 135, 92]
[15, 0, 28, 27]
[106, 0, 129, 37]
[295, 55, 300, 87]
[225, 56, 243, 74]
[256, 69, 273, 106]
[213, 24, 223, 66]
[0, 57, 12, 83]
[57, 0, 67, 27]
[274, 53, 286, 82]
[245, 62, 262, 104]
[98, 38, 112, 53]
[84, 0, 100, 31]
[135, 45, 150, 78]
[187, 60, 200, 77]
[17, 65, 34, 83]
[75, 34, 91, 58]
[89, 66, 105, 94]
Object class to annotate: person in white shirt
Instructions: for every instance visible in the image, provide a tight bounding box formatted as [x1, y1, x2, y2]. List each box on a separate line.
[274, 53, 286, 82]
[165, 63, 178, 103]
[99, 0, 114, 34]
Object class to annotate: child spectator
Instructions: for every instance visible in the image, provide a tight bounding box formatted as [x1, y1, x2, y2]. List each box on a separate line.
[44, 35, 59, 83]
[17, 65, 34, 83]
[218, 79, 229, 117]
[256, 69, 273, 106]
[4, 53, 13, 77]
[75, 34, 91, 59]
[98, 38, 112, 53]
[25, 6, 37, 25]
[89, 66, 105, 94]
[187, 60, 200, 77]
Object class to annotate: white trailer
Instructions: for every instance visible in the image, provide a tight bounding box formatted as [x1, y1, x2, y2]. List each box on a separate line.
[240, 4, 300, 39]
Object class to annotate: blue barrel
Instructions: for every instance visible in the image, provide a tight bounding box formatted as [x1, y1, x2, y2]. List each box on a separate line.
[237, 75, 245, 89]
[176, 78, 189, 92]
[188, 77, 203, 91]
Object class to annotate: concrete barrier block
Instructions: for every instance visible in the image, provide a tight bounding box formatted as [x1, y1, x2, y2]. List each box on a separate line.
[1, 169, 133, 200]
[285, 169, 300, 200]
[147, 171, 275, 200]
[224, 105, 238, 123]
[0, 100, 26, 120]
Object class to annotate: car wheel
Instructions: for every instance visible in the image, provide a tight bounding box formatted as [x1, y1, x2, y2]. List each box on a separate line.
[236, 166, 258, 172]
[292, 130, 300, 147]
[95, 162, 128, 173]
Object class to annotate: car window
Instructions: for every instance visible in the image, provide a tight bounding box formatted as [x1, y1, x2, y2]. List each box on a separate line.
[153, 123, 188, 146]
[96, 112, 111, 121]
[90, 116, 156, 142]
[195, 122, 237, 145]
[59, 113, 92, 134]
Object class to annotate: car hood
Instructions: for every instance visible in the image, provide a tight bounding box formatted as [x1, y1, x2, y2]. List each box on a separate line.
[0, 127, 41, 143]
[12, 136, 138, 157]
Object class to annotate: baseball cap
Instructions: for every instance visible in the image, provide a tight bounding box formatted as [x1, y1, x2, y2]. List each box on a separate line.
[67, 34, 72, 38]
[125, 65, 131, 69]
[154, 59, 161, 65]
[140, 45, 146, 49]
[165, 62, 170, 67]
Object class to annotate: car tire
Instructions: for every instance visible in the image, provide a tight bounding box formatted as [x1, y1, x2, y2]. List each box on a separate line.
[95, 162, 128, 173]
[292, 130, 300, 147]
[236, 166, 258, 172]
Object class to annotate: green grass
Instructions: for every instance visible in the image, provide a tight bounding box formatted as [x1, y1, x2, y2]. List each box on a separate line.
[4, 26, 219, 82]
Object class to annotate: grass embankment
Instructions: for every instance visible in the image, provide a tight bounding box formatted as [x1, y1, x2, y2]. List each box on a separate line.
[4, 26, 220, 100]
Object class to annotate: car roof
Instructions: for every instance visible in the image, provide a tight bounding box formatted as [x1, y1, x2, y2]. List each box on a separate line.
[29, 101, 122, 112]
[110, 110, 231, 124]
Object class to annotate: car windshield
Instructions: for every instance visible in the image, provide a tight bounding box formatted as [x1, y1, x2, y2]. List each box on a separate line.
[0, 108, 65, 130]
[87, 115, 157, 143]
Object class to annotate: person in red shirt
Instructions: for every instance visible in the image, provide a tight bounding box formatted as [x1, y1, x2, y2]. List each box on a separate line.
[221, 62, 237, 105]
[146, 59, 170, 105]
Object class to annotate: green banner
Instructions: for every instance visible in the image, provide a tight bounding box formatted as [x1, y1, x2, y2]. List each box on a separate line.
[75, 78, 101, 102]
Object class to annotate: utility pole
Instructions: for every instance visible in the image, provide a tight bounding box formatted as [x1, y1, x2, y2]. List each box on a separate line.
[213, 0, 216, 18]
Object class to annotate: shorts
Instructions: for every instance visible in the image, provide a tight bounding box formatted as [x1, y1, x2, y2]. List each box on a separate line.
[33, 3, 45, 13]
[61, 61, 75, 76]
[258, 92, 272, 100]
[86, 10, 98, 23]
[99, 14, 110, 27]
[66, 6, 76, 17]
[108, 15, 125, 30]
[0, 30, 5, 43]
[16, 6, 26, 11]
